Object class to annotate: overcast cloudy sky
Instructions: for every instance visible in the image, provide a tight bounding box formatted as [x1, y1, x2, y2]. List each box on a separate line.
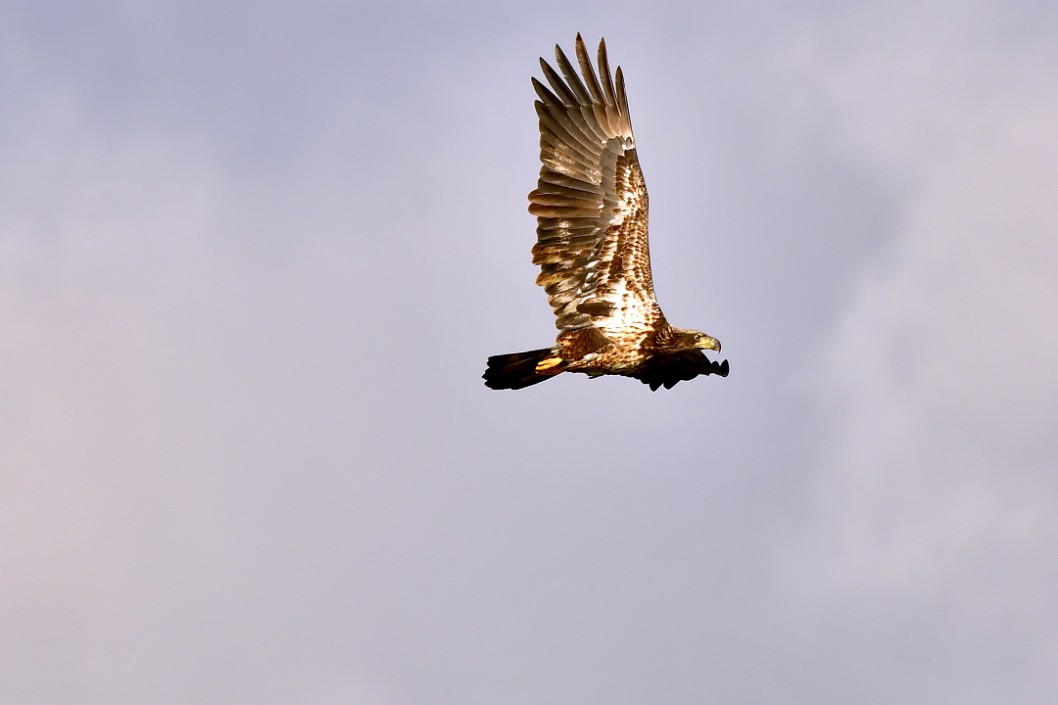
[3, 1, 1058, 703]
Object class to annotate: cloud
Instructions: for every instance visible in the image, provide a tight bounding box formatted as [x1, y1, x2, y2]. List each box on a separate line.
[791, 11, 1058, 702]
[5, 2, 1058, 704]
[813, 103, 1058, 588]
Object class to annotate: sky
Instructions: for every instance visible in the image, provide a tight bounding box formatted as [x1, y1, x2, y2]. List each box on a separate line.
[3, 1, 1058, 703]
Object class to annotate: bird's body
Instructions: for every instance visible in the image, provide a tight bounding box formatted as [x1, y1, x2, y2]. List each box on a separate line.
[484, 34, 729, 391]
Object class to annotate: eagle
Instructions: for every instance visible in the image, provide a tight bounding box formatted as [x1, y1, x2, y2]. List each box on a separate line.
[483, 34, 730, 391]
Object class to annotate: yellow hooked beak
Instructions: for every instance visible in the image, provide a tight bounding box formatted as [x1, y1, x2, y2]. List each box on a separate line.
[696, 335, 721, 353]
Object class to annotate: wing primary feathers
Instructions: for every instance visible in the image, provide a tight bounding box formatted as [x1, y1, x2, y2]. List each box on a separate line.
[539, 57, 578, 107]
[538, 139, 600, 179]
[536, 172, 605, 194]
[529, 203, 602, 218]
[535, 102, 602, 159]
[572, 107, 609, 143]
[530, 76, 563, 108]
[564, 105, 609, 145]
[615, 67, 633, 131]
[533, 222, 597, 238]
[538, 96, 601, 155]
[596, 38, 618, 107]
[574, 33, 606, 104]
[538, 120, 596, 170]
[528, 191, 600, 209]
[554, 43, 594, 106]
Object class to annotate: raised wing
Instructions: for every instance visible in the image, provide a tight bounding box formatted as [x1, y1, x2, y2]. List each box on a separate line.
[528, 35, 658, 332]
[631, 351, 731, 391]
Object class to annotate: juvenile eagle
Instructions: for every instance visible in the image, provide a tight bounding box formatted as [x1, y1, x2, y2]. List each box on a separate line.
[483, 34, 729, 391]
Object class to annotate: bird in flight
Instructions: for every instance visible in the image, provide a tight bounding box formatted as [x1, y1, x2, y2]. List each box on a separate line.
[483, 34, 729, 391]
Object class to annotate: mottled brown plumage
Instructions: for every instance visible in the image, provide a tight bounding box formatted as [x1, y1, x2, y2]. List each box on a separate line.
[484, 34, 729, 391]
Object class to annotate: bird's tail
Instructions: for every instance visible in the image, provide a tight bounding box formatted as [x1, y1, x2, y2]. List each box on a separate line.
[483, 347, 566, 390]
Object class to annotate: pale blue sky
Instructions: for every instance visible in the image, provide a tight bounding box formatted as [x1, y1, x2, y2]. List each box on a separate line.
[3, 2, 1058, 703]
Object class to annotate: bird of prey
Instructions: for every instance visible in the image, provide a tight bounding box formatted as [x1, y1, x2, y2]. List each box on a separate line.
[483, 34, 729, 391]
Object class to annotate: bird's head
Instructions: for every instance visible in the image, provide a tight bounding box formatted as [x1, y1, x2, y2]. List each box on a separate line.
[675, 328, 721, 353]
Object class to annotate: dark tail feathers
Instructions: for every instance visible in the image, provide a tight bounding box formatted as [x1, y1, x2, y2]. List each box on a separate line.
[483, 347, 563, 390]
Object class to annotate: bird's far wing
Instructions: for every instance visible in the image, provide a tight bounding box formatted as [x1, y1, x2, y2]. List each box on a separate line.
[630, 351, 730, 391]
[529, 35, 657, 332]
